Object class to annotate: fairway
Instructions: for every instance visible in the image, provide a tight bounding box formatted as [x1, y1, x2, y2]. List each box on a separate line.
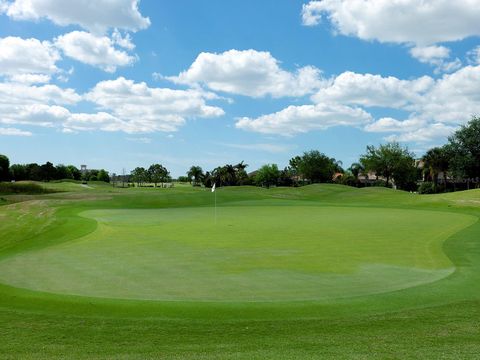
[0, 204, 474, 301]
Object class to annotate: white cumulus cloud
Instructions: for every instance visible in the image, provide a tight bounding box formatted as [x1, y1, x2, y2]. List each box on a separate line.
[301, 0, 479, 72]
[0, 36, 60, 78]
[168, 49, 324, 98]
[81, 77, 225, 133]
[301, 0, 480, 46]
[312, 71, 433, 109]
[55, 31, 136, 72]
[2, 0, 150, 33]
[237, 64, 480, 143]
[236, 103, 372, 136]
[0, 127, 32, 136]
[410, 46, 461, 74]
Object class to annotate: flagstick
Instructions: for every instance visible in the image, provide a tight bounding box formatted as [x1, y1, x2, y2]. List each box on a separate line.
[214, 188, 217, 225]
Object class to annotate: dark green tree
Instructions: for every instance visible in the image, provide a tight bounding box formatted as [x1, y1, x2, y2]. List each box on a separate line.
[40, 162, 56, 182]
[255, 164, 280, 188]
[148, 164, 167, 187]
[55, 164, 73, 180]
[295, 150, 338, 183]
[67, 165, 81, 180]
[422, 146, 450, 191]
[131, 167, 148, 187]
[0, 154, 10, 181]
[448, 116, 480, 183]
[9, 164, 27, 181]
[360, 142, 416, 189]
[187, 166, 204, 186]
[97, 169, 110, 182]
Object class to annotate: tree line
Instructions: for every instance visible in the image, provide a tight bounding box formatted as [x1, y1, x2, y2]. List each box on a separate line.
[1, 116, 478, 193]
[182, 116, 480, 193]
[0, 159, 110, 183]
[130, 164, 171, 187]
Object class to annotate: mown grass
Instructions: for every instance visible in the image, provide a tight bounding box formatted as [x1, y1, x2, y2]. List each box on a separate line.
[0, 183, 479, 359]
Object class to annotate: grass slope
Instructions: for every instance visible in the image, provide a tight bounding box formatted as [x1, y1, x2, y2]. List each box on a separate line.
[0, 183, 479, 358]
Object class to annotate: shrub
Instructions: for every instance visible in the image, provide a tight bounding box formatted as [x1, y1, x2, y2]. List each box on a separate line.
[0, 182, 55, 195]
[418, 182, 435, 194]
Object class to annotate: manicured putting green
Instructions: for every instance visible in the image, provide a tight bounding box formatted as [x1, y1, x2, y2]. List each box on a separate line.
[0, 205, 474, 301]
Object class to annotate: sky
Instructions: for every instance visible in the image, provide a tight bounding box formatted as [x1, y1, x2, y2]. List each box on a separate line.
[0, 0, 479, 177]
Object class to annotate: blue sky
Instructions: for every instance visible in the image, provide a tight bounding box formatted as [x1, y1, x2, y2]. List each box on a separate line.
[0, 0, 479, 176]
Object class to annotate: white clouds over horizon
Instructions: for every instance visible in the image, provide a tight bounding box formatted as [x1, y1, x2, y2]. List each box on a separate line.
[236, 103, 373, 136]
[168, 49, 324, 98]
[237, 65, 480, 143]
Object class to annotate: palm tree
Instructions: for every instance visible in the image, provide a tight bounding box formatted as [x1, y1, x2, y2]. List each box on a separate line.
[187, 166, 204, 186]
[423, 147, 449, 191]
[234, 161, 248, 185]
[348, 162, 365, 184]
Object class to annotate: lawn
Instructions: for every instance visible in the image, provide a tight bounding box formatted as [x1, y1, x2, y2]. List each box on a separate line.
[0, 183, 479, 358]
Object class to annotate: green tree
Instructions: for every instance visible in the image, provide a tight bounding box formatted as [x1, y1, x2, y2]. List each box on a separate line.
[148, 164, 167, 187]
[448, 116, 480, 183]
[422, 146, 450, 191]
[295, 150, 338, 183]
[360, 142, 416, 189]
[187, 166, 204, 186]
[40, 162, 56, 182]
[348, 162, 365, 182]
[0, 154, 10, 181]
[9, 164, 27, 181]
[67, 165, 81, 180]
[26, 163, 41, 181]
[97, 169, 110, 182]
[255, 164, 280, 188]
[55, 164, 73, 180]
[131, 167, 148, 187]
[234, 161, 249, 185]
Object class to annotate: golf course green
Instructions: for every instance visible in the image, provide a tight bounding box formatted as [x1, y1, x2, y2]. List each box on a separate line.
[1, 183, 479, 358]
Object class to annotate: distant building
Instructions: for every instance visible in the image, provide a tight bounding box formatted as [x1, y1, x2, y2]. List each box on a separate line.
[80, 165, 87, 173]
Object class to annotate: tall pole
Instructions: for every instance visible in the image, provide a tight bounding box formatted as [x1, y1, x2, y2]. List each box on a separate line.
[214, 187, 217, 225]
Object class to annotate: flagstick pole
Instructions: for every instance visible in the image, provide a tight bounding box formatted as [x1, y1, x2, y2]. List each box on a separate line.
[214, 187, 217, 225]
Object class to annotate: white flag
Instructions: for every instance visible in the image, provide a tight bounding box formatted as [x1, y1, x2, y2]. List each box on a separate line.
[211, 183, 216, 192]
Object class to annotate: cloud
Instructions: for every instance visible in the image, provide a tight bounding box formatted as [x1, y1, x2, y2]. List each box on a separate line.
[81, 77, 225, 133]
[0, 81, 80, 129]
[236, 103, 372, 136]
[9, 73, 51, 84]
[55, 31, 136, 72]
[384, 123, 457, 143]
[220, 143, 293, 154]
[168, 49, 324, 98]
[410, 45, 450, 63]
[312, 71, 433, 108]
[238, 64, 480, 143]
[0, 127, 33, 136]
[0, 82, 81, 106]
[301, 0, 480, 46]
[467, 46, 480, 65]
[112, 29, 135, 50]
[314, 66, 480, 126]
[301, 1, 478, 72]
[0, 36, 60, 77]
[410, 46, 462, 74]
[126, 137, 151, 144]
[2, 0, 150, 33]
